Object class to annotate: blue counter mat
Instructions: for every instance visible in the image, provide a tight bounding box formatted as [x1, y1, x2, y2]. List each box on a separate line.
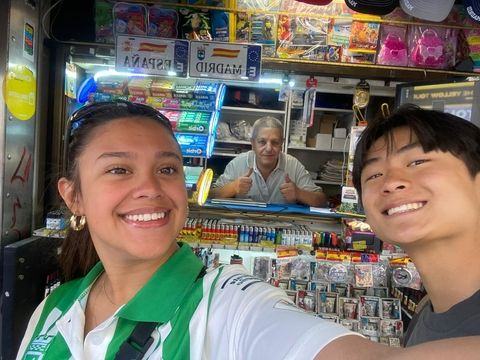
[202, 200, 343, 219]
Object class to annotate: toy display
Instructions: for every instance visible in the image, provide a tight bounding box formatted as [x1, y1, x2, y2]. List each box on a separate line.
[409, 27, 446, 69]
[250, 14, 277, 57]
[95, 0, 114, 43]
[277, 15, 329, 60]
[180, 8, 212, 40]
[147, 7, 178, 38]
[113, 2, 147, 36]
[97, 0, 469, 71]
[346, 20, 380, 64]
[235, 12, 250, 42]
[377, 26, 408, 66]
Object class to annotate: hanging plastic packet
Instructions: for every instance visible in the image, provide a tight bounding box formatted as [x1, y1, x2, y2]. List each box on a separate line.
[147, 6, 178, 38]
[113, 2, 147, 36]
[390, 261, 422, 290]
[353, 79, 370, 109]
[179, 8, 212, 40]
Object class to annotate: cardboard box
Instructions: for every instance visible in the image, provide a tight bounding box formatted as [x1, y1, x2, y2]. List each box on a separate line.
[331, 137, 350, 151]
[315, 133, 332, 150]
[319, 114, 337, 134]
[334, 128, 347, 138]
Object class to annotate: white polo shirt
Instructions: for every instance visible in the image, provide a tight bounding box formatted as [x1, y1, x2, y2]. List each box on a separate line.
[213, 151, 321, 204]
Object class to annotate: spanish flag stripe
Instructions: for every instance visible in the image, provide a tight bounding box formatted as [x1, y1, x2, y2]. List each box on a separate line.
[139, 43, 167, 52]
[212, 48, 240, 58]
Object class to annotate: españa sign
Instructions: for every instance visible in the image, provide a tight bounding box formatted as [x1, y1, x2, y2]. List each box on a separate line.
[189, 41, 262, 81]
[116, 35, 189, 77]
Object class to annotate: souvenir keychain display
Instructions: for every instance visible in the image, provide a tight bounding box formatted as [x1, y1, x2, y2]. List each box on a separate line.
[264, 252, 407, 345]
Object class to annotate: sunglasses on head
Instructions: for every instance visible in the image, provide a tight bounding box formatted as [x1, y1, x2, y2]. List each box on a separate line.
[63, 100, 173, 173]
[67, 100, 172, 137]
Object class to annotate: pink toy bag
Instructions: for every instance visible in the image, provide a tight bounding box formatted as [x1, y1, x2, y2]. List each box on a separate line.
[378, 32, 408, 66]
[410, 28, 446, 68]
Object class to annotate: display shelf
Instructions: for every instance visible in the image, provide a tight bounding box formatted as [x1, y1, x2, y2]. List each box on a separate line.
[221, 106, 285, 115]
[288, 145, 346, 153]
[263, 57, 478, 82]
[32, 228, 66, 239]
[215, 139, 251, 145]
[184, 241, 280, 253]
[212, 151, 240, 158]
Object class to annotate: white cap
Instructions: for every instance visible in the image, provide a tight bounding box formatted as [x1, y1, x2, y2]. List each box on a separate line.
[400, 0, 455, 22]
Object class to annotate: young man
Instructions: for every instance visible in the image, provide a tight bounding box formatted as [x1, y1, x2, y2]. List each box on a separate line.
[351, 104, 480, 346]
[211, 116, 326, 206]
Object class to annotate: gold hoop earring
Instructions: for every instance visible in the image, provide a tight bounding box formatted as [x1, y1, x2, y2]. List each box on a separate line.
[70, 215, 86, 231]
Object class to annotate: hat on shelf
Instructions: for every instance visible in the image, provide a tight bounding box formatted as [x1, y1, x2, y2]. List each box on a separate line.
[464, 0, 480, 23]
[294, 0, 333, 5]
[399, 0, 455, 22]
[344, 0, 399, 16]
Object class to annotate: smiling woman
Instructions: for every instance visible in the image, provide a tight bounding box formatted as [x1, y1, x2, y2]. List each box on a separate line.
[15, 101, 480, 359]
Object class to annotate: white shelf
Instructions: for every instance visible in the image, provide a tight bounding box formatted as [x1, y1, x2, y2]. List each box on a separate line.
[212, 151, 240, 157]
[315, 107, 353, 113]
[215, 139, 251, 145]
[288, 146, 346, 153]
[221, 106, 285, 115]
[33, 228, 66, 239]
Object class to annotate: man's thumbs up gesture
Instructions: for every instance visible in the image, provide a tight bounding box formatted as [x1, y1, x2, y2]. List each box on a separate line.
[235, 167, 253, 196]
[280, 173, 297, 202]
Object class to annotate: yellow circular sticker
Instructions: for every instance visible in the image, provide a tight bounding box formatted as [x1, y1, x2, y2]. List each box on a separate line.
[5, 65, 36, 121]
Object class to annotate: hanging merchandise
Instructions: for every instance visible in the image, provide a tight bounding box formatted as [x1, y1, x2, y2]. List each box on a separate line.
[250, 13, 277, 57]
[303, 87, 317, 127]
[399, 0, 455, 22]
[147, 6, 178, 38]
[353, 79, 370, 109]
[464, 0, 480, 23]
[235, 12, 250, 42]
[113, 2, 147, 36]
[95, 0, 114, 44]
[377, 27, 408, 66]
[179, 8, 212, 40]
[344, 0, 399, 16]
[346, 20, 380, 64]
[407, 26, 454, 69]
[381, 103, 390, 119]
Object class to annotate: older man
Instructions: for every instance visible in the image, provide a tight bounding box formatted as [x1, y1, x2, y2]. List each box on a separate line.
[211, 116, 326, 206]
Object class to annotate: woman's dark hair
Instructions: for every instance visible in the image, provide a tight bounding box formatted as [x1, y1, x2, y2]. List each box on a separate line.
[60, 101, 177, 281]
[352, 104, 480, 202]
